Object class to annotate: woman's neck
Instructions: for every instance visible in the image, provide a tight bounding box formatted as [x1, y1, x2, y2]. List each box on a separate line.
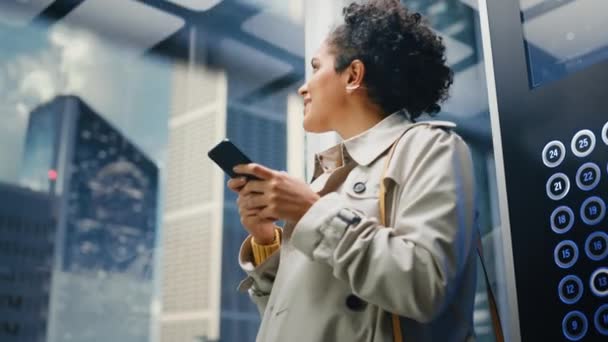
[335, 103, 386, 140]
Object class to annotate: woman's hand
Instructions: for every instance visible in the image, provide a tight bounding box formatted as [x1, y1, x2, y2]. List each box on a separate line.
[227, 177, 276, 244]
[233, 164, 320, 223]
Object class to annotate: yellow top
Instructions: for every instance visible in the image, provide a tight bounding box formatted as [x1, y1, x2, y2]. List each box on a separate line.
[250, 227, 281, 266]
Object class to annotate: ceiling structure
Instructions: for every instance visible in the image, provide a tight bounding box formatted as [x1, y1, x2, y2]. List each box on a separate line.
[2, 0, 581, 149]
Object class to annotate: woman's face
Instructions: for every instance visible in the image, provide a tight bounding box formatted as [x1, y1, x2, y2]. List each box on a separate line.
[298, 41, 349, 133]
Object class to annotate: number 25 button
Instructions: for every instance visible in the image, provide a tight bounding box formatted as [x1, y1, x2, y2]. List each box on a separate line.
[547, 173, 570, 200]
[571, 129, 595, 157]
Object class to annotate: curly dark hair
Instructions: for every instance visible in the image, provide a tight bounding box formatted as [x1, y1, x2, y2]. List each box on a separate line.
[328, 0, 453, 119]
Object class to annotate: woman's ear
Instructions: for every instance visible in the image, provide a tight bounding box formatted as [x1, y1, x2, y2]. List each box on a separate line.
[346, 59, 366, 90]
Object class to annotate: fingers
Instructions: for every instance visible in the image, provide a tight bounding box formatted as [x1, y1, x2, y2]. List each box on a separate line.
[240, 207, 261, 217]
[237, 193, 267, 210]
[239, 202, 278, 222]
[241, 179, 267, 195]
[227, 177, 247, 192]
[258, 206, 279, 221]
[233, 163, 275, 180]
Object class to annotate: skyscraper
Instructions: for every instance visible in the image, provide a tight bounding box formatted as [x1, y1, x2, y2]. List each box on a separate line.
[18, 95, 159, 342]
[160, 46, 291, 341]
[160, 62, 227, 342]
[0, 183, 55, 342]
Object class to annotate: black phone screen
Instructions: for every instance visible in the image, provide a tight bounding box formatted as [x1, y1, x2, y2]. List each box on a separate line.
[207, 139, 256, 179]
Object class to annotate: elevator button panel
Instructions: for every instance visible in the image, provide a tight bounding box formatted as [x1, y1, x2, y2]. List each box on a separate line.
[542, 123, 607, 340]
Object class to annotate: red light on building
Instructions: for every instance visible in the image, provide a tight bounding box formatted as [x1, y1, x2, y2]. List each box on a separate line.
[48, 169, 58, 181]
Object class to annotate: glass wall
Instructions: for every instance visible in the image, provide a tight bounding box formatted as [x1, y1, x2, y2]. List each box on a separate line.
[1, 1, 504, 342]
[519, 0, 608, 88]
[0, 1, 303, 342]
[402, 1, 510, 341]
[397, 1, 504, 341]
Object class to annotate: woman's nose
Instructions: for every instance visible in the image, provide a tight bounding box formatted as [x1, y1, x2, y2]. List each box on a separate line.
[298, 83, 308, 97]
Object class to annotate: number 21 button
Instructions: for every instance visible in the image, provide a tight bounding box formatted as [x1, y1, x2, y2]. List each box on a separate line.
[547, 173, 570, 200]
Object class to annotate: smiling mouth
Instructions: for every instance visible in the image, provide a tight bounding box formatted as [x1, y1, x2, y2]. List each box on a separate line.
[303, 100, 311, 115]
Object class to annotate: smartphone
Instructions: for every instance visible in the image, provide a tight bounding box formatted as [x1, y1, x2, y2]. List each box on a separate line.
[207, 139, 259, 180]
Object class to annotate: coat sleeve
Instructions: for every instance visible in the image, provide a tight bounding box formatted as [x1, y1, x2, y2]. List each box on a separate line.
[290, 126, 476, 323]
[237, 235, 281, 316]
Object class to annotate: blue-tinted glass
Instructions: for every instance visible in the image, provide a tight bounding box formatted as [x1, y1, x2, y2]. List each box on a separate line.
[520, 0, 608, 88]
[0, 1, 300, 342]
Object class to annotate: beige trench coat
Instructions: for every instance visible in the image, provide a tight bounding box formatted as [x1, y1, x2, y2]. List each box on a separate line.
[238, 112, 477, 341]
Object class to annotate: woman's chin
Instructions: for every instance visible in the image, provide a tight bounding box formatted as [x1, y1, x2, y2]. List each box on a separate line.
[303, 117, 328, 133]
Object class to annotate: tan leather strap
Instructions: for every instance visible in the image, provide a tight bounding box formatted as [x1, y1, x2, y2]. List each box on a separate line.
[379, 126, 505, 342]
[379, 134, 406, 342]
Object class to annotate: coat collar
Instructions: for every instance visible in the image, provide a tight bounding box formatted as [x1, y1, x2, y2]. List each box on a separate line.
[342, 111, 414, 167]
[312, 111, 414, 178]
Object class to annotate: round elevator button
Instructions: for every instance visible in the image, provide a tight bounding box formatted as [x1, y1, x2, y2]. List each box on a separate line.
[562, 310, 588, 341]
[585, 231, 608, 261]
[580, 196, 606, 226]
[594, 304, 608, 336]
[542, 140, 566, 168]
[550, 206, 574, 234]
[554, 240, 579, 269]
[571, 129, 596, 157]
[558, 275, 584, 305]
[575, 162, 601, 191]
[546, 173, 570, 201]
[590, 267, 608, 297]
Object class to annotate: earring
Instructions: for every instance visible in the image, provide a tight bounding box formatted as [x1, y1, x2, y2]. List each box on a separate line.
[346, 85, 359, 91]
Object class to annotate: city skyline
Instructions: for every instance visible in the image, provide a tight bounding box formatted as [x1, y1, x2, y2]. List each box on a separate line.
[0, 95, 160, 342]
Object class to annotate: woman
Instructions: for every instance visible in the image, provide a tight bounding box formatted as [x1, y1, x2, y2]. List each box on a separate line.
[228, 1, 476, 341]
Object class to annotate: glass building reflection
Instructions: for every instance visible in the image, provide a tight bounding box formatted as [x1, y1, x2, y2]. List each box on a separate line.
[0, 95, 159, 342]
[0, 184, 54, 341]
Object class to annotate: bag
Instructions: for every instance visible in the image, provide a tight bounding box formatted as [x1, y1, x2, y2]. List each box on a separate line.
[378, 127, 504, 342]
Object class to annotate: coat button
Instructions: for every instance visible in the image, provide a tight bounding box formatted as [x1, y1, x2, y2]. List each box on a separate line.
[353, 182, 366, 194]
[345, 294, 367, 311]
